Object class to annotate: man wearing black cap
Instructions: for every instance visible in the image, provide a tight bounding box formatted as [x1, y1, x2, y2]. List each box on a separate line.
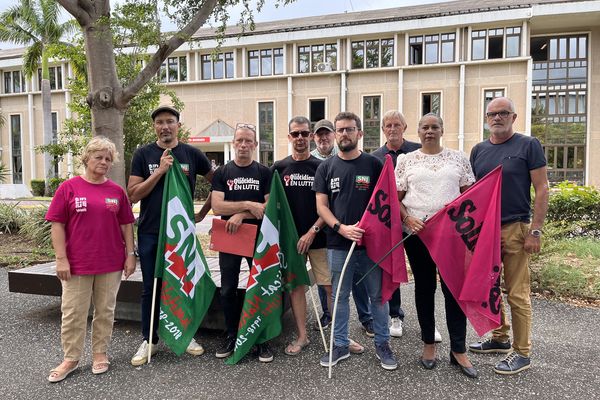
[127, 106, 214, 365]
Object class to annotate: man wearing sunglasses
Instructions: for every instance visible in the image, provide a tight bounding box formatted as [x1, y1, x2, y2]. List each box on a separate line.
[469, 97, 549, 375]
[211, 123, 273, 362]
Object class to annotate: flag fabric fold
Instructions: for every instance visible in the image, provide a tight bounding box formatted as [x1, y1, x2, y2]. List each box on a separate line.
[418, 165, 503, 336]
[154, 154, 216, 355]
[358, 154, 408, 304]
[226, 171, 309, 364]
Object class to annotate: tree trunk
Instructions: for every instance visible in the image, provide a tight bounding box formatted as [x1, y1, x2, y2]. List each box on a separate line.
[41, 79, 54, 182]
[82, 19, 127, 187]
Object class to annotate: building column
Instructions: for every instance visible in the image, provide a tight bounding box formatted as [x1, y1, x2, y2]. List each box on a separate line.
[458, 64, 465, 152]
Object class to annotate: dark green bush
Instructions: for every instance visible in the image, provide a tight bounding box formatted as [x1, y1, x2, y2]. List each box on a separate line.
[30, 179, 46, 196]
[47, 177, 67, 196]
[547, 182, 600, 237]
[194, 178, 211, 201]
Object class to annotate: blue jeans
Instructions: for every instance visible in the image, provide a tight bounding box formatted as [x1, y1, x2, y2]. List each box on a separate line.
[138, 233, 160, 344]
[318, 278, 373, 325]
[328, 248, 389, 347]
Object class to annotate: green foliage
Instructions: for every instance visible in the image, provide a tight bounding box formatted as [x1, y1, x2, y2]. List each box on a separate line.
[47, 177, 66, 196]
[546, 182, 600, 237]
[0, 204, 27, 234]
[30, 179, 46, 196]
[20, 206, 52, 248]
[194, 178, 211, 201]
[0, 162, 10, 183]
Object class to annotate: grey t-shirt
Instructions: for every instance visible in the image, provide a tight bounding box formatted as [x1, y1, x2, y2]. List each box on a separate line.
[470, 133, 546, 224]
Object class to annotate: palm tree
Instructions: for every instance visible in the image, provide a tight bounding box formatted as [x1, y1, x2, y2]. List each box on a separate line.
[0, 0, 76, 180]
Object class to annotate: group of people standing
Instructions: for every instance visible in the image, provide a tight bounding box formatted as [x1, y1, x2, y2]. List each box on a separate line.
[45, 96, 548, 383]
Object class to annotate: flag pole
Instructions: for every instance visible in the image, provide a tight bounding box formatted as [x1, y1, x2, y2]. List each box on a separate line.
[328, 241, 356, 379]
[307, 283, 328, 353]
[354, 232, 414, 286]
[147, 277, 159, 364]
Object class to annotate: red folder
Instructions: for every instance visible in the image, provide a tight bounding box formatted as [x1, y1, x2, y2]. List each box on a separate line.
[209, 218, 258, 257]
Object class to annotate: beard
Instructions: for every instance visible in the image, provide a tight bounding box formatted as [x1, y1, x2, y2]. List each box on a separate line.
[338, 139, 358, 152]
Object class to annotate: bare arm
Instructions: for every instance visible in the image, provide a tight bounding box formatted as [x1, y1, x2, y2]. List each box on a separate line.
[211, 190, 265, 219]
[51, 222, 71, 281]
[316, 192, 364, 242]
[127, 149, 172, 203]
[195, 191, 212, 223]
[525, 166, 549, 253]
[398, 190, 425, 234]
[297, 216, 325, 255]
[120, 223, 136, 279]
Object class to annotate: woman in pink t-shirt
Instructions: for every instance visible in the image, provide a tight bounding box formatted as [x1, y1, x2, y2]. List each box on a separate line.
[45, 137, 135, 383]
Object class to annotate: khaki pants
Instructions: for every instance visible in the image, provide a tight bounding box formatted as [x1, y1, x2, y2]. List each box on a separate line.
[492, 222, 532, 357]
[60, 271, 122, 361]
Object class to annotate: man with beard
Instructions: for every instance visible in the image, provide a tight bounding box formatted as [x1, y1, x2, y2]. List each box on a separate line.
[313, 111, 397, 370]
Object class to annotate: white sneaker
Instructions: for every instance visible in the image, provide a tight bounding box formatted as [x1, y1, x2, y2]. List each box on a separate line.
[186, 338, 205, 356]
[131, 340, 158, 366]
[389, 317, 403, 338]
[434, 327, 442, 343]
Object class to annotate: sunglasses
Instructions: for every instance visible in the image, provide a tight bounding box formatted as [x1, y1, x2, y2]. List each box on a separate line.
[289, 130, 311, 138]
[236, 122, 256, 132]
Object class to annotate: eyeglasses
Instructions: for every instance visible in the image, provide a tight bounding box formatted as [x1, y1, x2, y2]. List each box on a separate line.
[236, 123, 256, 132]
[486, 111, 513, 119]
[289, 130, 311, 138]
[335, 127, 357, 134]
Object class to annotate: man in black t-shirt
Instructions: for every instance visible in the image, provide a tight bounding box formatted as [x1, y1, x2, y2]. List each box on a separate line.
[271, 116, 328, 356]
[211, 124, 272, 362]
[313, 111, 397, 371]
[128, 106, 213, 366]
[469, 97, 549, 375]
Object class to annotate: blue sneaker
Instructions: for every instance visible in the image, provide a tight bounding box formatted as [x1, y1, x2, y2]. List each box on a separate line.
[494, 352, 531, 375]
[320, 345, 350, 367]
[375, 342, 398, 370]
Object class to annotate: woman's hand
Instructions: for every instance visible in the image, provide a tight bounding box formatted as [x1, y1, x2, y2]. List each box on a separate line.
[405, 215, 425, 234]
[56, 257, 72, 281]
[123, 254, 136, 279]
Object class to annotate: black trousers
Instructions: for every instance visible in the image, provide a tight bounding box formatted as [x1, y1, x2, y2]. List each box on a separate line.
[219, 252, 253, 338]
[404, 234, 467, 353]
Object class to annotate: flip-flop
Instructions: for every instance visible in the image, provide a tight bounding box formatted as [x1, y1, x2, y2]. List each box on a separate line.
[92, 360, 110, 375]
[284, 339, 310, 356]
[48, 364, 78, 383]
[349, 339, 365, 354]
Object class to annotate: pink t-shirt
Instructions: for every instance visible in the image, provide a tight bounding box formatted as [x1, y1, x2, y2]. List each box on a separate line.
[45, 176, 135, 275]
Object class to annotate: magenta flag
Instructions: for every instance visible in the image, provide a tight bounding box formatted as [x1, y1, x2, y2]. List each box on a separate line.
[358, 155, 408, 304]
[418, 166, 503, 336]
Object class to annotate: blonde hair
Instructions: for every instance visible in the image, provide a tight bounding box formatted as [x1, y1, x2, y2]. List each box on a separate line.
[81, 136, 119, 167]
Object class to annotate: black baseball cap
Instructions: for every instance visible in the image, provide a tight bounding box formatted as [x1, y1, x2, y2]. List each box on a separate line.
[151, 106, 180, 121]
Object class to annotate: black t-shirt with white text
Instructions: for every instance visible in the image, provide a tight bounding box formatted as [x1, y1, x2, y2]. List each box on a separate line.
[313, 152, 383, 250]
[271, 155, 326, 249]
[211, 160, 272, 226]
[130, 142, 211, 235]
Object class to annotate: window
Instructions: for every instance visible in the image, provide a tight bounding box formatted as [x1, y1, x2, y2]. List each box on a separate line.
[309, 99, 326, 151]
[351, 39, 394, 69]
[159, 56, 187, 82]
[10, 115, 23, 184]
[422, 92, 441, 116]
[201, 52, 234, 80]
[471, 27, 521, 60]
[299, 43, 340, 73]
[531, 34, 588, 184]
[483, 89, 505, 139]
[249, 48, 283, 77]
[410, 33, 455, 65]
[3, 71, 25, 94]
[258, 102, 274, 166]
[37, 66, 62, 90]
[362, 96, 381, 153]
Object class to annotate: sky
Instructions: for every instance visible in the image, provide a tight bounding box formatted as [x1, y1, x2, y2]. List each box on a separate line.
[0, 0, 451, 49]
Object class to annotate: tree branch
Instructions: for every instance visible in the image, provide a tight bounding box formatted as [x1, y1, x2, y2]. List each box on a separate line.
[119, 0, 219, 106]
[56, 0, 91, 26]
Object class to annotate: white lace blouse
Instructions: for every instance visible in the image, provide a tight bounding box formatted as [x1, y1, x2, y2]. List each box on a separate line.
[394, 148, 475, 220]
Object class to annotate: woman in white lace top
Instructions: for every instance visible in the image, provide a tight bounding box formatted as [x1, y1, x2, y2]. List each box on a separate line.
[394, 113, 478, 378]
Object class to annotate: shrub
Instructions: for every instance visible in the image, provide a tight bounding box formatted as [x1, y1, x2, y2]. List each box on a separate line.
[30, 179, 46, 196]
[547, 182, 600, 237]
[0, 203, 26, 234]
[0, 162, 9, 183]
[20, 206, 52, 248]
[47, 177, 67, 196]
[194, 178, 211, 201]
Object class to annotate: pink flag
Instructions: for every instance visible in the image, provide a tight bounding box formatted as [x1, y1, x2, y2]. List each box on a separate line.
[418, 166, 503, 336]
[358, 155, 408, 304]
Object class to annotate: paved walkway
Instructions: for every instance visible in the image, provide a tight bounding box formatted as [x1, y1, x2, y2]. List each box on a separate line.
[1, 268, 598, 399]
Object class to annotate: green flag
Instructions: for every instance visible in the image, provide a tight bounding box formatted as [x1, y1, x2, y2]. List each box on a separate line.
[154, 154, 216, 355]
[225, 171, 309, 364]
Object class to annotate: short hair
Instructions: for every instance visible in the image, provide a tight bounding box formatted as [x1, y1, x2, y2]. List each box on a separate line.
[418, 113, 444, 129]
[381, 110, 407, 129]
[288, 116, 310, 131]
[234, 123, 257, 142]
[81, 136, 118, 167]
[487, 96, 516, 113]
[334, 111, 362, 130]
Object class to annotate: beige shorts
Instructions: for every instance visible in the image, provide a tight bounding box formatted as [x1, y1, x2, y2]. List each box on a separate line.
[307, 248, 331, 286]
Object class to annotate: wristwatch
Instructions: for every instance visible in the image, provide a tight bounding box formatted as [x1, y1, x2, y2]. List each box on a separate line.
[312, 225, 320, 233]
[333, 222, 341, 232]
[530, 229, 542, 238]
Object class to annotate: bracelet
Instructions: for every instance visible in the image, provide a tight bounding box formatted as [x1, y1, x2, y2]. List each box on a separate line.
[127, 251, 136, 256]
[402, 215, 410, 223]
